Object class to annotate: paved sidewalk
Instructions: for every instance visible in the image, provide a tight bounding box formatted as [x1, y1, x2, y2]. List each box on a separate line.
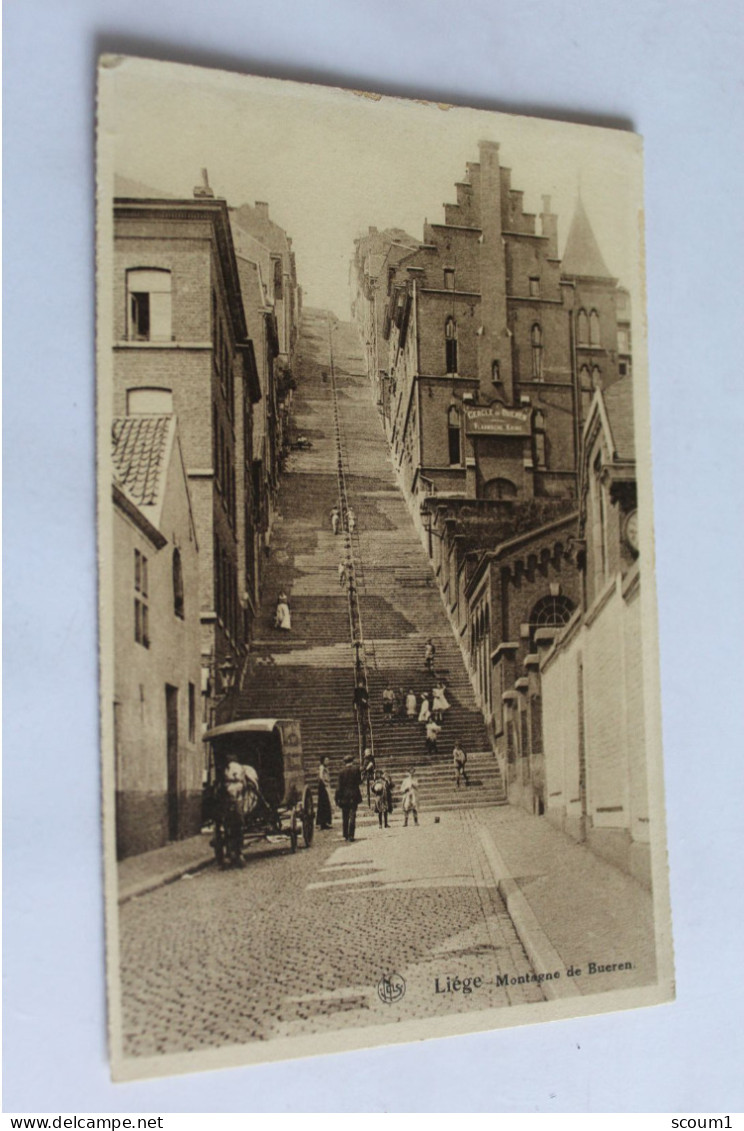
[472, 804, 658, 998]
[117, 833, 215, 904]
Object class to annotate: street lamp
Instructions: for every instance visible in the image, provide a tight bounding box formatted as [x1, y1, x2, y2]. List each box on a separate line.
[218, 657, 237, 694]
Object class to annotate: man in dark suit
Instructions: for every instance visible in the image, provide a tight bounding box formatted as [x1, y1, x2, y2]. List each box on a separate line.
[335, 753, 363, 841]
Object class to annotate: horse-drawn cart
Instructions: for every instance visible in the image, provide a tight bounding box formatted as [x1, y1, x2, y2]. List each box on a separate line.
[203, 718, 314, 868]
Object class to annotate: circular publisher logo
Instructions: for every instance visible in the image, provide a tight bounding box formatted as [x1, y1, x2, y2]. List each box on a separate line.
[377, 972, 406, 1005]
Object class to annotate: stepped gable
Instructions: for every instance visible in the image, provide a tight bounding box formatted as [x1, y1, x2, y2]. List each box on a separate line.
[561, 196, 612, 279]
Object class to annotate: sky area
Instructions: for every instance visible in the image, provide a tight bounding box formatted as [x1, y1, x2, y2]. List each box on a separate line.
[101, 56, 645, 320]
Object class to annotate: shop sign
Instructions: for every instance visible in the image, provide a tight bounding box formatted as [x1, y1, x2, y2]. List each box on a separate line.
[464, 405, 531, 436]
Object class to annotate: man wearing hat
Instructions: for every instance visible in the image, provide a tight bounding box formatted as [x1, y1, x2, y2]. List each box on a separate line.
[335, 753, 363, 842]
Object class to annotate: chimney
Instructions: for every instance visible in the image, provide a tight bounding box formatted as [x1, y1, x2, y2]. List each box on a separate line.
[254, 201, 270, 220]
[193, 168, 215, 199]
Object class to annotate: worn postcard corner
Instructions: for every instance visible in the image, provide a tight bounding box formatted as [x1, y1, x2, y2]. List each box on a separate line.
[97, 55, 674, 1082]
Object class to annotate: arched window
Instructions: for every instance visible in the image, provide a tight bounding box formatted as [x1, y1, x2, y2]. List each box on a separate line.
[528, 594, 575, 649]
[127, 268, 172, 341]
[445, 317, 458, 374]
[482, 477, 517, 500]
[577, 309, 589, 345]
[448, 403, 461, 465]
[531, 323, 543, 380]
[173, 549, 184, 619]
[126, 386, 173, 414]
[592, 365, 602, 389]
[589, 309, 601, 346]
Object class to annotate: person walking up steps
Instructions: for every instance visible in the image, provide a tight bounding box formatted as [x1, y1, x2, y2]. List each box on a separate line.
[382, 683, 395, 723]
[347, 507, 356, 534]
[330, 506, 340, 535]
[401, 768, 419, 827]
[424, 638, 436, 673]
[453, 741, 469, 788]
[405, 689, 418, 720]
[338, 560, 347, 587]
[417, 690, 431, 725]
[425, 717, 442, 757]
[431, 681, 450, 723]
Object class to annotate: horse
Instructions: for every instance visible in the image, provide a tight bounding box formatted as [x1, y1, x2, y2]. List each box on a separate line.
[213, 762, 260, 868]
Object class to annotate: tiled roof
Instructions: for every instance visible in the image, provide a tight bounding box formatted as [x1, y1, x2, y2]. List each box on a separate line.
[112, 416, 171, 507]
[562, 197, 612, 278]
[602, 378, 635, 461]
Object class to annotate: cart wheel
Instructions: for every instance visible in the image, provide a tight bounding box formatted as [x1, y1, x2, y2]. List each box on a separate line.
[302, 787, 315, 848]
[290, 809, 300, 853]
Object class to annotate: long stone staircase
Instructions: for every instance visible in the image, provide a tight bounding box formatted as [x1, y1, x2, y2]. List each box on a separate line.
[233, 309, 505, 813]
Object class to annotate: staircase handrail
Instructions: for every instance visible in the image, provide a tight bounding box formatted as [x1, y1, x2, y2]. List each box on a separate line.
[328, 317, 375, 771]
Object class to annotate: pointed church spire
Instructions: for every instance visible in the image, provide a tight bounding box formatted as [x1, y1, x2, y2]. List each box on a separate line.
[562, 196, 611, 278]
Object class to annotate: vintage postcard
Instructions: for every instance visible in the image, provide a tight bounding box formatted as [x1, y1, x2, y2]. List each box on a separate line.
[97, 56, 674, 1081]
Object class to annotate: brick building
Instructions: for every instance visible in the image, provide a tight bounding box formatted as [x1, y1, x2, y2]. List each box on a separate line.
[112, 415, 202, 858]
[230, 200, 302, 387]
[112, 189, 261, 716]
[351, 226, 419, 407]
[229, 219, 284, 607]
[352, 141, 631, 516]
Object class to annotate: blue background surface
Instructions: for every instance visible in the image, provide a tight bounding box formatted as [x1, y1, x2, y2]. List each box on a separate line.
[4, 0, 743, 1113]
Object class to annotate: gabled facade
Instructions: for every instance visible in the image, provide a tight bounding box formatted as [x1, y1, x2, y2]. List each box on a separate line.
[353, 142, 633, 525]
[112, 415, 202, 858]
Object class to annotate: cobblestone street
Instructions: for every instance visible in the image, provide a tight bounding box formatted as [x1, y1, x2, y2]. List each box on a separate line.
[120, 809, 547, 1058]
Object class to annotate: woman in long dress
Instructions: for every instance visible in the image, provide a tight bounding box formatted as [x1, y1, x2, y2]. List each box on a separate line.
[316, 756, 332, 829]
[274, 592, 291, 631]
[431, 682, 450, 722]
[418, 692, 431, 725]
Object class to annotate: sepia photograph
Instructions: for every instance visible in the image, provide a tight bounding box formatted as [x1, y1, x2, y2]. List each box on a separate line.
[96, 56, 675, 1082]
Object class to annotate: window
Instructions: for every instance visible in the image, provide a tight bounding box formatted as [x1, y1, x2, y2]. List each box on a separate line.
[445, 317, 458, 374]
[528, 594, 575, 649]
[273, 258, 283, 300]
[492, 360, 501, 384]
[529, 275, 540, 297]
[127, 269, 172, 341]
[134, 549, 149, 647]
[592, 365, 602, 389]
[577, 309, 589, 345]
[188, 682, 196, 743]
[448, 404, 461, 465]
[127, 387, 173, 414]
[532, 409, 547, 469]
[617, 328, 630, 353]
[444, 269, 455, 291]
[589, 309, 601, 346]
[619, 361, 628, 377]
[173, 548, 184, 619]
[530, 323, 543, 379]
